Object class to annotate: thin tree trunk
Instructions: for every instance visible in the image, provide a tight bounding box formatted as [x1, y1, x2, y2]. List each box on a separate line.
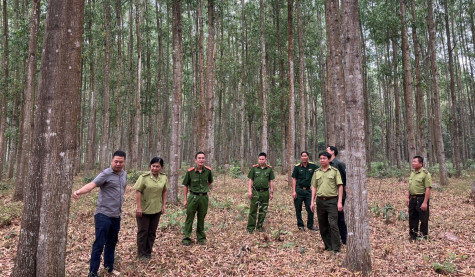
[198, 0, 206, 153]
[392, 40, 401, 168]
[206, 0, 216, 165]
[297, 0, 306, 151]
[427, 0, 449, 186]
[100, 0, 112, 169]
[259, 0, 269, 154]
[114, 0, 123, 152]
[287, 0, 295, 184]
[239, 0, 246, 172]
[13, 0, 40, 201]
[169, 0, 183, 203]
[341, 0, 372, 273]
[133, 0, 143, 169]
[0, 0, 9, 176]
[13, 0, 84, 275]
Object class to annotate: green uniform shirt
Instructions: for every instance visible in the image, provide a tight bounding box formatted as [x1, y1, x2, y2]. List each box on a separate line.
[311, 166, 342, 197]
[409, 167, 432, 195]
[248, 165, 275, 189]
[134, 171, 168, 214]
[292, 162, 319, 188]
[183, 166, 213, 193]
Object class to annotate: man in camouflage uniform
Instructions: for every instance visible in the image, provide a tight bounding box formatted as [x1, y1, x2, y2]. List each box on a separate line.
[292, 151, 319, 231]
[247, 152, 275, 233]
[182, 152, 213, 246]
[407, 155, 432, 241]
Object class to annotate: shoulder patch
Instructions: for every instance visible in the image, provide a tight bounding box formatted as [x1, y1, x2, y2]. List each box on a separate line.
[141, 172, 151, 177]
[309, 161, 315, 164]
[187, 167, 195, 172]
[160, 172, 166, 175]
[267, 164, 272, 168]
[423, 168, 428, 174]
[205, 165, 212, 171]
[252, 164, 259, 167]
[295, 163, 301, 166]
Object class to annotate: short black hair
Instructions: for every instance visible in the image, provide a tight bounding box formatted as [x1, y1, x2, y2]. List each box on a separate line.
[413, 155, 423, 164]
[300, 151, 310, 157]
[150, 157, 164, 167]
[195, 151, 205, 159]
[113, 150, 126, 159]
[258, 152, 267, 158]
[327, 146, 338, 156]
[318, 151, 332, 159]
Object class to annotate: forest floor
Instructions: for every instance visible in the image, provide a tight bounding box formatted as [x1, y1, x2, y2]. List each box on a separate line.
[1, 169, 474, 276]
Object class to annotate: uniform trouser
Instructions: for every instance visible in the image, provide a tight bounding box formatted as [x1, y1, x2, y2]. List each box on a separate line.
[90, 213, 121, 274]
[247, 190, 269, 231]
[316, 198, 341, 252]
[183, 194, 208, 243]
[409, 196, 430, 239]
[338, 197, 347, 243]
[136, 212, 161, 257]
[294, 187, 314, 228]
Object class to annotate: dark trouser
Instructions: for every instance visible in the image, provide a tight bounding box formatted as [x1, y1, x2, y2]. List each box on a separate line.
[338, 196, 347, 244]
[317, 197, 341, 252]
[294, 187, 314, 228]
[183, 194, 209, 243]
[136, 212, 161, 257]
[247, 190, 269, 232]
[89, 213, 121, 275]
[409, 196, 430, 240]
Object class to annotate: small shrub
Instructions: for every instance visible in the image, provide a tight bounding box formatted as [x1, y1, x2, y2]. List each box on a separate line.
[432, 253, 456, 275]
[370, 204, 380, 217]
[382, 204, 396, 223]
[126, 169, 144, 183]
[398, 210, 408, 221]
[235, 203, 249, 221]
[229, 166, 243, 179]
[210, 197, 233, 209]
[160, 209, 185, 229]
[82, 175, 95, 184]
[0, 182, 11, 191]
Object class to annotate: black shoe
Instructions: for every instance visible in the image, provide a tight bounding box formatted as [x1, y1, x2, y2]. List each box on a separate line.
[87, 273, 98, 277]
[298, 227, 305, 231]
[308, 226, 319, 231]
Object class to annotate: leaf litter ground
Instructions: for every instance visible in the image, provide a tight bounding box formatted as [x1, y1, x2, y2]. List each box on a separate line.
[1, 170, 474, 276]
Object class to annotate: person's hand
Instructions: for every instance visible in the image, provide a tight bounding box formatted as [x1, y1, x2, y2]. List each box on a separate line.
[420, 202, 428, 211]
[248, 192, 253, 199]
[183, 199, 187, 209]
[337, 202, 343, 212]
[310, 203, 315, 213]
[161, 206, 166, 214]
[292, 191, 297, 199]
[136, 208, 142, 218]
[72, 190, 80, 201]
[406, 198, 409, 207]
[270, 192, 274, 200]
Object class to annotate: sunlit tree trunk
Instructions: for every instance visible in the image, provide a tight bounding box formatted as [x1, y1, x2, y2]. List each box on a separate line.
[287, 0, 295, 184]
[206, 0, 216, 164]
[259, 0, 269, 154]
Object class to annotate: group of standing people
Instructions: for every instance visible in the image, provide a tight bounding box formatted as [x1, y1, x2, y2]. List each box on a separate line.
[73, 148, 432, 276]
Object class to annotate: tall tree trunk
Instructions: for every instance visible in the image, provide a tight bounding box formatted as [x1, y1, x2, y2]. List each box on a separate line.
[169, 0, 183, 203]
[259, 0, 269, 154]
[133, 0, 143, 169]
[411, 0, 426, 160]
[206, 0, 216, 164]
[0, 0, 9, 176]
[13, 0, 84, 275]
[340, 0, 372, 273]
[400, 0, 416, 162]
[198, 0, 206, 153]
[287, 0, 295, 184]
[100, 0, 112, 169]
[427, 0, 449, 186]
[443, 0, 461, 176]
[392, 40, 401, 168]
[360, 18, 371, 171]
[297, 0, 306, 151]
[114, 0, 123, 152]
[239, 0, 246, 172]
[13, 0, 40, 201]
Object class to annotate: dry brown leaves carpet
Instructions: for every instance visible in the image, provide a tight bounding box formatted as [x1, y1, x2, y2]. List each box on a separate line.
[1, 170, 474, 276]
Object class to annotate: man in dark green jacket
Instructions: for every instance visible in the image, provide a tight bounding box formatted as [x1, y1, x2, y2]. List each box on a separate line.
[327, 146, 347, 244]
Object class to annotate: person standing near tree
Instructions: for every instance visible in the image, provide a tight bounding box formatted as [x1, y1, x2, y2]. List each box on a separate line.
[134, 157, 168, 259]
[327, 145, 347, 244]
[292, 151, 319, 231]
[182, 152, 213, 246]
[247, 152, 275, 233]
[311, 151, 343, 253]
[407, 155, 432, 241]
[73, 150, 127, 277]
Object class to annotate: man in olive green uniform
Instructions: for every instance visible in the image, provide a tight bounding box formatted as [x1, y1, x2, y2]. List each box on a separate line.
[247, 152, 275, 233]
[292, 151, 319, 231]
[182, 152, 213, 245]
[327, 146, 347, 244]
[407, 155, 432, 241]
[310, 152, 343, 252]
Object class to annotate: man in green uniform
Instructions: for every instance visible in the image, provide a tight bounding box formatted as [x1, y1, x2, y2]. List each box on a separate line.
[310, 151, 343, 252]
[182, 151, 213, 246]
[247, 152, 275, 233]
[407, 155, 432, 241]
[327, 146, 347, 244]
[292, 151, 319, 231]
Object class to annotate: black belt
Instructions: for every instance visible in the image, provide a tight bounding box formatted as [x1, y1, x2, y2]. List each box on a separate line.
[410, 194, 425, 198]
[190, 191, 207, 196]
[254, 188, 269, 192]
[317, 196, 337, 201]
[299, 186, 310, 190]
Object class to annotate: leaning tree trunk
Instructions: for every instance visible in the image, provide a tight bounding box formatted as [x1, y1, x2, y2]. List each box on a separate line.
[427, 0, 449, 186]
[168, 0, 183, 203]
[12, 0, 84, 276]
[341, 0, 372, 274]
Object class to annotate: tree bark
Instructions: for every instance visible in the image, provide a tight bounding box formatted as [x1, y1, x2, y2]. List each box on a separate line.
[427, 0, 449, 186]
[287, 0, 295, 184]
[297, 0, 306, 151]
[100, 0, 112, 169]
[197, 0, 206, 154]
[13, 0, 84, 275]
[239, 0, 246, 172]
[259, 0, 269, 154]
[0, 0, 9, 177]
[114, 0, 123, 152]
[13, 0, 40, 201]
[206, 0, 216, 165]
[340, 0, 372, 273]
[392, 40, 401, 168]
[169, 0, 183, 203]
[400, 0, 416, 161]
[132, 0, 143, 169]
